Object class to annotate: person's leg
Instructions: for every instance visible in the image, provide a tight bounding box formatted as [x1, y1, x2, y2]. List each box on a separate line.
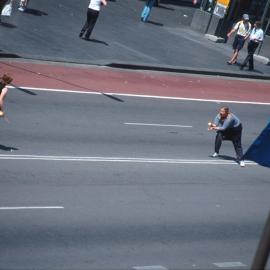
[84, 10, 99, 39]
[230, 50, 239, 64]
[228, 36, 239, 64]
[240, 44, 251, 69]
[232, 125, 244, 161]
[214, 132, 223, 154]
[141, 5, 150, 21]
[19, 0, 28, 11]
[248, 42, 258, 70]
[80, 8, 92, 37]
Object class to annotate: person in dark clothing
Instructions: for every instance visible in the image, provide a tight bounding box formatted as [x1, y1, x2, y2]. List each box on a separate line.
[79, 0, 107, 40]
[240, 21, 264, 71]
[208, 106, 245, 167]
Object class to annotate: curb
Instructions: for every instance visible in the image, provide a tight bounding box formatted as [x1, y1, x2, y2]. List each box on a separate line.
[1, 56, 270, 81]
[107, 63, 270, 81]
[254, 54, 270, 65]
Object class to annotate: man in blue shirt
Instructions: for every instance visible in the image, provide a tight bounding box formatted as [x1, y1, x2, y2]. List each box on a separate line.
[208, 106, 245, 167]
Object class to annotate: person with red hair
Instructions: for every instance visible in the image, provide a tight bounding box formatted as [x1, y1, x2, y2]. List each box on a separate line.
[0, 74, 13, 117]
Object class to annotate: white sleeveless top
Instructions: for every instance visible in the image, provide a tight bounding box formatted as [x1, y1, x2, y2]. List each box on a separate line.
[89, 0, 102, 11]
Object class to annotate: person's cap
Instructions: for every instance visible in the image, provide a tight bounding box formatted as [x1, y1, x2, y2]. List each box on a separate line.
[243, 14, 249, 20]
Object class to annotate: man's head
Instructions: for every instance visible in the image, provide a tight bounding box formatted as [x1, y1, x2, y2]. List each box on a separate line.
[254, 21, 262, 28]
[242, 14, 249, 21]
[219, 107, 230, 119]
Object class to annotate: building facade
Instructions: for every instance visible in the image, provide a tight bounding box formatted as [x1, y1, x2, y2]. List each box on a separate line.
[191, 0, 270, 57]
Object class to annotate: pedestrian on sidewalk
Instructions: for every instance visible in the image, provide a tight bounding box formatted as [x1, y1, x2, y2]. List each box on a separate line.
[240, 21, 264, 71]
[208, 106, 245, 167]
[0, 74, 13, 117]
[0, 0, 13, 22]
[140, 0, 157, 22]
[227, 14, 251, 65]
[18, 0, 29, 12]
[0, 0, 8, 23]
[79, 0, 107, 40]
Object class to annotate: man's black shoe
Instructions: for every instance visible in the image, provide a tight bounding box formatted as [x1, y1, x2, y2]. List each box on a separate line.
[240, 65, 244, 70]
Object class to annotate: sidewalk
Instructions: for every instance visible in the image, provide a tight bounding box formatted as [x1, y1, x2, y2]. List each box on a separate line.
[0, 0, 269, 80]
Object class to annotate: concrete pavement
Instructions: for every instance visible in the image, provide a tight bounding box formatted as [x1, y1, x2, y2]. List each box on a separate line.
[0, 0, 269, 79]
[1, 89, 270, 269]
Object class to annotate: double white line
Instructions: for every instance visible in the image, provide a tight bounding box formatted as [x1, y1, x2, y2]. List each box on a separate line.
[0, 154, 256, 165]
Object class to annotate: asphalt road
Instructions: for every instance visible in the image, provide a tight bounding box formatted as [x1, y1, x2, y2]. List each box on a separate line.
[0, 88, 270, 270]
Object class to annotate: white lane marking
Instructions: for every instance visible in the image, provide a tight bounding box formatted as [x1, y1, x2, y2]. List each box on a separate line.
[213, 262, 247, 268]
[124, 122, 192, 128]
[0, 154, 257, 165]
[133, 266, 168, 270]
[0, 206, 64, 210]
[9, 86, 270, 106]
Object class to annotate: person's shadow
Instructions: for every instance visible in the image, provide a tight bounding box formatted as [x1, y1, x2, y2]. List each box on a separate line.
[85, 38, 109, 46]
[157, 4, 174, 11]
[0, 145, 19, 152]
[147, 20, 163, 26]
[24, 8, 48, 16]
[0, 22, 16, 28]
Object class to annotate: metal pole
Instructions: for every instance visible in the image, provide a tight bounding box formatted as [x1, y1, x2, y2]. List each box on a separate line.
[261, 0, 270, 27]
[251, 212, 270, 270]
[257, 19, 270, 55]
[205, 0, 217, 34]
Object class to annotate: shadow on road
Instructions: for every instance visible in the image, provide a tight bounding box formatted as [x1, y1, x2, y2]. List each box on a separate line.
[214, 155, 237, 162]
[14, 86, 37, 96]
[24, 8, 48, 16]
[0, 145, 19, 152]
[0, 22, 16, 28]
[85, 38, 109, 46]
[157, 4, 175, 11]
[102, 93, 124, 102]
[147, 20, 164, 26]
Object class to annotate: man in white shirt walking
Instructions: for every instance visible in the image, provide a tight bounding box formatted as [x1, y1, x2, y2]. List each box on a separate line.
[79, 0, 107, 40]
[240, 21, 264, 71]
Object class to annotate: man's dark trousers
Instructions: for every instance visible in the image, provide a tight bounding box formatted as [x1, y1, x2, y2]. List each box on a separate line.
[80, 8, 99, 39]
[215, 124, 244, 161]
[242, 40, 259, 70]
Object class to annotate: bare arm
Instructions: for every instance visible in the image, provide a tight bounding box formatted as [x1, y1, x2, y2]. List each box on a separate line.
[0, 87, 8, 111]
[227, 22, 239, 38]
[101, 0, 107, 6]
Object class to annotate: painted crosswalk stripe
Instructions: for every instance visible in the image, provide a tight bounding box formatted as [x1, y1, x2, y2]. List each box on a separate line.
[0, 206, 64, 210]
[133, 266, 168, 270]
[213, 262, 247, 268]
[124, 122, 192, 128]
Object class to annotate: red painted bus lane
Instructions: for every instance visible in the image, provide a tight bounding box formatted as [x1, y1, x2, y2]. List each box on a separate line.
[1, 60, 270, 103]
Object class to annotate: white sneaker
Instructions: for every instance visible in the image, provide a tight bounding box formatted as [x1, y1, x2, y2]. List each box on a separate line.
[212, 152, 219, 157]
[240, 161, 245, 167]
[18, 7, 25, 12]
